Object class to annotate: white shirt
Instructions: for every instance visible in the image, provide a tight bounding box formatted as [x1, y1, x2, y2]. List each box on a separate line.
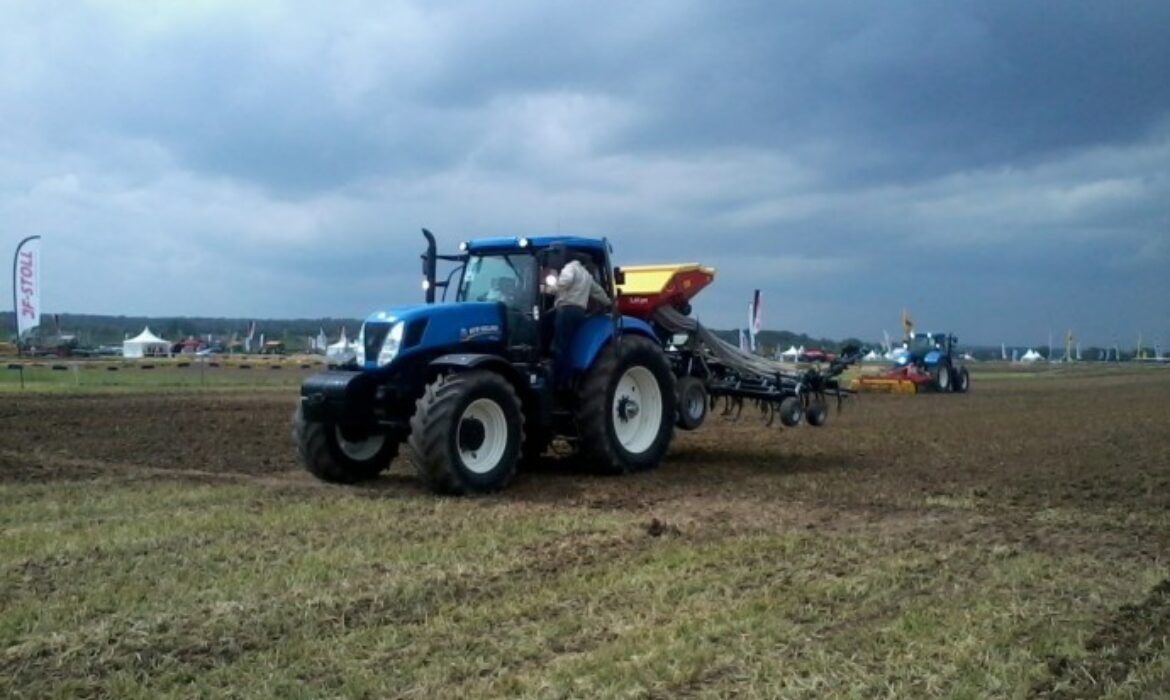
[550, 260, 610, 309]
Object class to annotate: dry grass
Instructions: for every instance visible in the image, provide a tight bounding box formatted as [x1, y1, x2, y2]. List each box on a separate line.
[2, 365, 1169, 698]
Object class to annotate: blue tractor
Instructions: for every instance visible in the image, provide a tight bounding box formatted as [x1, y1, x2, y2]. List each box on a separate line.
[294, 231, 677, 495]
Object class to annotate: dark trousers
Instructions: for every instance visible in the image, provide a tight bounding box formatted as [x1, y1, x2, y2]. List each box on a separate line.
[553, 305, 586, 389]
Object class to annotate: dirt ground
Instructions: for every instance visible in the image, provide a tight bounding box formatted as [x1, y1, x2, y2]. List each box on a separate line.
[4, 367, 1167, 514]
[2, 365, 1169, 696]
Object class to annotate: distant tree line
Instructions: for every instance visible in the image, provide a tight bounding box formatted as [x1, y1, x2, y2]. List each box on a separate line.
[0, 312, 363, 348]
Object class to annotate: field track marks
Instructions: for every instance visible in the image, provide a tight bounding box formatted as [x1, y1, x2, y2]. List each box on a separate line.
[0, 448, 315, 491]
[1031, 578, 1170, 698]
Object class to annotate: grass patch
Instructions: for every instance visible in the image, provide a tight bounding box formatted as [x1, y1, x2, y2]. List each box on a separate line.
[2, 476, 1166, 697]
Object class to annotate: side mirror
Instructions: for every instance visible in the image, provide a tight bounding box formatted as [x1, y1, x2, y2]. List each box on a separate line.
[613, 267, 626, 285]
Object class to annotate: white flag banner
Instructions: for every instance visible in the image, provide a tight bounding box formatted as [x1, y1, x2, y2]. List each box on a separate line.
[749, 289, 761, 351]
[14, 235, 42, 338]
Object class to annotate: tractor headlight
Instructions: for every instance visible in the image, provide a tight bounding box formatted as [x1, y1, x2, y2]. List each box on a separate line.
[378, 322, 404, 367]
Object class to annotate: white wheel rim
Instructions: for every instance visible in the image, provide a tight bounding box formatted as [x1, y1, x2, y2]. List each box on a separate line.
[612, 366, 663, 454]
[458, 398, 509, 474]
[335, 428, 385, 462]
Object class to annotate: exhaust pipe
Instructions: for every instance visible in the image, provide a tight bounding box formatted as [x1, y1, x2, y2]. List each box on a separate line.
[421, 228, 437, 304]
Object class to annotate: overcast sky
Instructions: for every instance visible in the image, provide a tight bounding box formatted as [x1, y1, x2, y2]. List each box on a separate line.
[3, 0, 1168, 346]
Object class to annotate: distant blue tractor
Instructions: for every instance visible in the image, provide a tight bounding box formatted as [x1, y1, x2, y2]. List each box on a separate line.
[294, 231, 677, 494]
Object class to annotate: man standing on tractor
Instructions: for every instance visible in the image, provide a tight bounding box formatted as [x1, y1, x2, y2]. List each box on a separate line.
[544, 252, 612, 389]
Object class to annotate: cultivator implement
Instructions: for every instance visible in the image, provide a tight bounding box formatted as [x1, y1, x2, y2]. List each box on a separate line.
[618, 265, 858, 430]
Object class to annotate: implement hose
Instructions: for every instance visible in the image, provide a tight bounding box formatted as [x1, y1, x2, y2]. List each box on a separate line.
[652, 306, 801, 381]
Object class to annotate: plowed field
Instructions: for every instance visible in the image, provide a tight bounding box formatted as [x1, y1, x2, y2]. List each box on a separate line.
[2, 366, 1168, 697]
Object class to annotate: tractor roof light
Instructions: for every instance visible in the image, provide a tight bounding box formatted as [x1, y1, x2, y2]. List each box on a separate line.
[421, 278, 431, 291]
[518, 237, 530, 248]
[459, 241, 469, 252]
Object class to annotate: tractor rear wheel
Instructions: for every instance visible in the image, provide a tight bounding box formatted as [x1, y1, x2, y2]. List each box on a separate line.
[953, 367, 970, 393]
[931, 365, 951, 391]
[293, 405, 398, 483]
[578, 335, 676, 474]
[675, 376, 707, 431]
[408, 370, 523, 495]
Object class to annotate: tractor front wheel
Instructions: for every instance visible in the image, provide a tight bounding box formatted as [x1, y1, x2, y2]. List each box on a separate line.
[409, 370, 523, 495]
[294, 405, 398, 484]
[578, 336, 676, 474]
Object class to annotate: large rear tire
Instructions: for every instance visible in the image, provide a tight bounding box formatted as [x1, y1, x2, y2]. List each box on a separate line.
[675, 376, 707, 431]
[408, 370, 523, 495]
[953, 367, 970, 393]
[577, 335, 676, 474]
[931, 364, 951, 392]
[293, 405, 398, 484]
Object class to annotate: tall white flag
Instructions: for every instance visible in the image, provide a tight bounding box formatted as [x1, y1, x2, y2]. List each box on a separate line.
[13, 236, 42, 338]
[749, 289, 761, 352]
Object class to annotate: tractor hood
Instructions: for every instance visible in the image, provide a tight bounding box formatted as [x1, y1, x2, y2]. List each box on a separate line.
[358, 302, 504, 370]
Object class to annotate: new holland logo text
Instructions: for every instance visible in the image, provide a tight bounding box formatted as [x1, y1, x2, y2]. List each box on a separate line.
[460, 324, 501, 341]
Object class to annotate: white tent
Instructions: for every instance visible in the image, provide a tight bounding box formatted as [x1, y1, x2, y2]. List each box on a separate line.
[326, 328, 360, 362]
[779, 345, 800, 360]
[123, 327, 170, 358]
[1019, 348, 1043, 363]
[862, 349, 881, 361]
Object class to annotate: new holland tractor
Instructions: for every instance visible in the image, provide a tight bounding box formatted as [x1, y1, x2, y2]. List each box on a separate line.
[295, 230, 856, 495]
[852, 332, 970, 394]
[295, 231, 679, 495]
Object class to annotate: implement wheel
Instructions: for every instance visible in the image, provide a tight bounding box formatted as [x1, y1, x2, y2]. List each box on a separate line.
[294, 405, 397, 484]
[805, 401, 828, 427]
[675, 376, 707, 431]
[578, 336, 676, 474]
[409, 370, 523, 495]
[778, 396, 803, 427]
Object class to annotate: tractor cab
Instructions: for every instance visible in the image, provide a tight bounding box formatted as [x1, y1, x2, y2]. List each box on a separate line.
[442, 236, 618, 360]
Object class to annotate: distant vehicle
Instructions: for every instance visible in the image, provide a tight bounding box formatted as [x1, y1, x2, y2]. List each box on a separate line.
[852, 332, 970, 394]
[799, 349, 834, 363]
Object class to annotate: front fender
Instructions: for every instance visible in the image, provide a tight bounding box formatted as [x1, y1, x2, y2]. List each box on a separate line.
[569, 315, 658, 371]
[431, 353, 527, 386]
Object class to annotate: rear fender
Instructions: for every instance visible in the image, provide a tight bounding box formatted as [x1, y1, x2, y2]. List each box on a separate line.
[570, 315, 658, 371]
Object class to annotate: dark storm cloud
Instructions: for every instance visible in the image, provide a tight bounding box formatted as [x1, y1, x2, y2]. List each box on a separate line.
[2, 0, 1168, 346]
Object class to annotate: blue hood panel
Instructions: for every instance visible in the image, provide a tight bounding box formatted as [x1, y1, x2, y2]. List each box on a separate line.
[362, 302, 504, 370]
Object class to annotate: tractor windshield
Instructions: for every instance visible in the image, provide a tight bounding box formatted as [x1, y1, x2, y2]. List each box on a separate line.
[457, 253, 537, 310]
[909, 334, 936, 355]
